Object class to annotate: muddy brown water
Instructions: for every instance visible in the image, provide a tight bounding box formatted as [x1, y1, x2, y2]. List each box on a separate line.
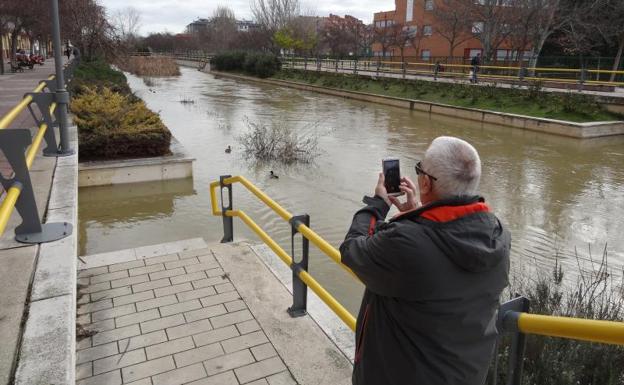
[79, 67, 624, 314]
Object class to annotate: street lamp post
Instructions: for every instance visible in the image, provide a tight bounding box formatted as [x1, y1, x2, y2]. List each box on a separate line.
[50, 0, 74, 155]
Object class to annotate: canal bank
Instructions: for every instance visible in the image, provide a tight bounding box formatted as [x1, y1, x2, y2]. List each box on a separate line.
[206, 70, 624, 139]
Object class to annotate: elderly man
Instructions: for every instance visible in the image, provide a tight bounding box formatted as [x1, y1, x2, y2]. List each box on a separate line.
[340, 136, 510, 385]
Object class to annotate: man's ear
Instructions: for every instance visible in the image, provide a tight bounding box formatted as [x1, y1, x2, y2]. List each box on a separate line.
[421, 175, 433, 195]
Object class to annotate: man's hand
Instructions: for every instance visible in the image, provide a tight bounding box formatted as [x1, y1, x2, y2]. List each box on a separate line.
[388, 176, 420, 212]
[374, 173, 392, 206]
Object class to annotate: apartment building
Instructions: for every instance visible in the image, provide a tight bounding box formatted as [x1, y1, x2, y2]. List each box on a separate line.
[372, 0, 525, 61]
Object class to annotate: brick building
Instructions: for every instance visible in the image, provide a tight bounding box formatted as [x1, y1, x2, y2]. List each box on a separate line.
[372, 0, 527, 61]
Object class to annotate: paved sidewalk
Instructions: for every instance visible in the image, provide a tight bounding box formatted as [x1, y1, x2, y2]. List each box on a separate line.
[0, 58, 65, 385]
[76, 239, 352, 385]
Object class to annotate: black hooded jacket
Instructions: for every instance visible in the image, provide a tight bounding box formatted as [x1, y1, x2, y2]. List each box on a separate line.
[339, 195, 510, 385]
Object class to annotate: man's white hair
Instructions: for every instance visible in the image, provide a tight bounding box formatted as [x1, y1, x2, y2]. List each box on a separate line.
[423, 136, 481, 198]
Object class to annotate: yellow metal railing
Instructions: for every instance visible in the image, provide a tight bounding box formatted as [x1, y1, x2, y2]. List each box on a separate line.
[210, 175, 357, 331]
[284, 57, 624, 87]
[0, 77, 56, 236]
[210, 175, 624, 345]
[518, 313, 624, 345]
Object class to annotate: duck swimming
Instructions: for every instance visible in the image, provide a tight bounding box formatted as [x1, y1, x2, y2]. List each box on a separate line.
[225, 145, 231, 153]
[269, 171, 279, 179]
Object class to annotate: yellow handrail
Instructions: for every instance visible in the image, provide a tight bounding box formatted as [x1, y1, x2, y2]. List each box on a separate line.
[0, 77, 56, 236]
[209, 177, 358, 330]
[0, 76, 54, 130]
[0, 187, 21, 236]
[210, 175, 624, 344]
[518, 313, 624, 345]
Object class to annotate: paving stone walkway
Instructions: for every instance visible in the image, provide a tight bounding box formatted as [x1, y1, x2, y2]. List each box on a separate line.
[76, 240, 303, 385]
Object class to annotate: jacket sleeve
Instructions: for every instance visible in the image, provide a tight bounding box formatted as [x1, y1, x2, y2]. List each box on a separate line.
[339, 196, 407, 297]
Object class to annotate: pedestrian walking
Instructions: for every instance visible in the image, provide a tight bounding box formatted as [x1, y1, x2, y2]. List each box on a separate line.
[65, 46, 71, 61]
[340, 136, 510, 385]
[470, 53, 481, 84]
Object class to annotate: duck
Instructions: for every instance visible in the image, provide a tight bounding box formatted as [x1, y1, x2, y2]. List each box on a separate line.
[269, 171, 279, 179]
[225, 145, 231, 153]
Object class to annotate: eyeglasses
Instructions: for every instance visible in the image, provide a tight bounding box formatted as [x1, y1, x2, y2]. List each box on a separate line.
[415, 161, 437, 181]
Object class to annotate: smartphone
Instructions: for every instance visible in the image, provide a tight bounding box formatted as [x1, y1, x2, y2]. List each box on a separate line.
[382, 157, 402, 196]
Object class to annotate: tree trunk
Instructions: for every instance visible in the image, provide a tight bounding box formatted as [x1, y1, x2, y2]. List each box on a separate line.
[0, 33, 5, 75]
[528, 33, 548, 75]
[610, 35, 624, 82]
[10, 28, 18, 62]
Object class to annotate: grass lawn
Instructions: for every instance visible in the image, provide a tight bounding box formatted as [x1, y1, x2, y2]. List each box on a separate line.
[272, 70, 623, 123]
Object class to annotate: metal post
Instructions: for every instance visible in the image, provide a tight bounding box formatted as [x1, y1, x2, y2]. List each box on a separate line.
[287, 214, 310, 317]
[354, 59, 358, 75]
[219, 175, 233, 243]
[0, 130, 72, 243]
[50, 0, 73, 156]
[497, 297, 530, 385]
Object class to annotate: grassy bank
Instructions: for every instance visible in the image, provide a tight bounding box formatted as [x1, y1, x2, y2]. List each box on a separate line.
[69, 59, 171, 160]
[116, 56, 180, 77]
[272, 69, 622, 123]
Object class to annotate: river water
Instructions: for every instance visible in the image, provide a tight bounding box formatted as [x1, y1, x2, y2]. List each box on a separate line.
[79, 67, 624, 314]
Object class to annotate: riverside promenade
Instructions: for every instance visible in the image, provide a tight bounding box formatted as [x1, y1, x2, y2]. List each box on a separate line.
[0, 59, 79, 385]
[76, 239, 353, 385]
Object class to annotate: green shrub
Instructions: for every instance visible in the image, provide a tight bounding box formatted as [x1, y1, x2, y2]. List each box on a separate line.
[70, 59, 131, 96]
[71, 86, 171, 160]
[210, 51, 247, 72]
[211, 51, 280, 78]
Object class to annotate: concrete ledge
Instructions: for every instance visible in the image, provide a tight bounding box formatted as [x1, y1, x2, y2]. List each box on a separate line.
[209, 70, 624, 139]
[78, 238, 208, 270]
[14, 126, 79, 385]
[78, 138, 194, 187]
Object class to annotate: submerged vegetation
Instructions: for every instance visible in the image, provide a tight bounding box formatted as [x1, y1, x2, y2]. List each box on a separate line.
[69, 60, 171, 160]
[237, 118, 320, 164]
[116, 56, 180, 77]
[491, 246, 624, 385]
[272, 69, 623, 123]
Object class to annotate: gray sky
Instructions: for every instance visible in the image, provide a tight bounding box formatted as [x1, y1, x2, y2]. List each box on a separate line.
[100, 0, 395, 35]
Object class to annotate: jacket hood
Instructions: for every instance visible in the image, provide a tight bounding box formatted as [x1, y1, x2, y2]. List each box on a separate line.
[396, 196, 511, 273]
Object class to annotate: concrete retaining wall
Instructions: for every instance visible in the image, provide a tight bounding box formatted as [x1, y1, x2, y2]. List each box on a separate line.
[79, 139, 194, 187]
[206, 70, 624, 139]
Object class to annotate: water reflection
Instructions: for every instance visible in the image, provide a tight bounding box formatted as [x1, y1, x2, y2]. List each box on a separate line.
[79, 67, 624, 314]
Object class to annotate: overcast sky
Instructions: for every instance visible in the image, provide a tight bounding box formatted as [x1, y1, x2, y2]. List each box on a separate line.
[99, 0, 395, 35]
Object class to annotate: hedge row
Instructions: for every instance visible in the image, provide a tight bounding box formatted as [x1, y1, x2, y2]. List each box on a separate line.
[210, 51, 281, 78]
[69, 60, 171, 160]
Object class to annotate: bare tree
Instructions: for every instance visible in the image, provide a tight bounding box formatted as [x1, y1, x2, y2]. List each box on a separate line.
[433, 0, 473, 59]
[470, 0, 515, 61]
[598, 0, 624, 81]
[111, 7, 141, 42]
[556, 0, 601, 69]
[209, 6, 237, 52]
[61, 0, 117, 60]
[251, 0, 300, 32]
[373, 20, 398, 58]
[389, 23, 414, 63]
[505, 0, 563, 68]
[320, 15, 363, 58]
